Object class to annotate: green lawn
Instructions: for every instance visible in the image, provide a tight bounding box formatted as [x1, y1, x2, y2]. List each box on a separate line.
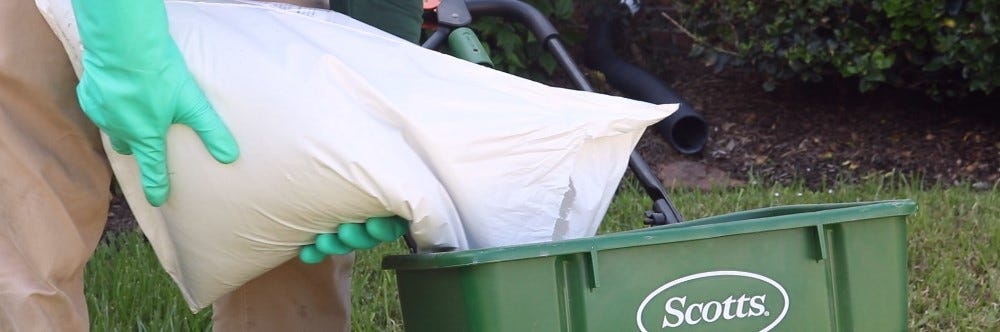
[85, 176, 999, 331]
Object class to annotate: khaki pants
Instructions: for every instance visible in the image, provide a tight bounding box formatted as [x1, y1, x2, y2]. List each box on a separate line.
[0, 0, 419, 330]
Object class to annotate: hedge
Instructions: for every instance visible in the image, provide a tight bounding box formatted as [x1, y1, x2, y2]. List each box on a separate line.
[667, 0, 1000, 99]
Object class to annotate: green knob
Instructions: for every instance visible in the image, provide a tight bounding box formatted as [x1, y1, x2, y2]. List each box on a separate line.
[448, 27, 493, 67]
[299, 244, 326, 264]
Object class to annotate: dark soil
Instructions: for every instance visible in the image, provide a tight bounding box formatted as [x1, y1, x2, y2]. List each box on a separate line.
[105, 192, 137, 239]
[627, 49, 999, 191]
[570, 4, 999, 192]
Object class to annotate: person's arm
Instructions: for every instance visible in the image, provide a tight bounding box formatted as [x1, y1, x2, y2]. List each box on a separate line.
[72, 0, 239, 206]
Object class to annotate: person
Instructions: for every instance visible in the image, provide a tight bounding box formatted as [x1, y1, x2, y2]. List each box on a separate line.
[0, 0, 421, 330]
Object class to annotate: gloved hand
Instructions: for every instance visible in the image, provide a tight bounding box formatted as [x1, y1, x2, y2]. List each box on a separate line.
[72, 0, 239, 206]
[300, 216, 409, 264]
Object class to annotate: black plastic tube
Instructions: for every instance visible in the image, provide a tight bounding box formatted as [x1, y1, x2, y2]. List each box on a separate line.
[584, 11, 708, 155]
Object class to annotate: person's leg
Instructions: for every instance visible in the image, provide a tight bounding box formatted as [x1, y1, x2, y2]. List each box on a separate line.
[0, 1, 113, 331]
[209, 2, 357, 331]
[212, 1, 424, 330]
[211, 256, 355, 332]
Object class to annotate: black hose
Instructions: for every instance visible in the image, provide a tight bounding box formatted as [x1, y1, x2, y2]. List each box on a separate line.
[584, 9, 708, 155]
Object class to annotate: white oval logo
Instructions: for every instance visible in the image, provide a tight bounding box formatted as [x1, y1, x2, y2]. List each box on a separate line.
[636, 271, 789, 332]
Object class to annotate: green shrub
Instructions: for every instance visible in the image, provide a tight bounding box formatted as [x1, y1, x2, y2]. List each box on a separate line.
[463, 0, 578, 81]
[668, 0, 1000, 99]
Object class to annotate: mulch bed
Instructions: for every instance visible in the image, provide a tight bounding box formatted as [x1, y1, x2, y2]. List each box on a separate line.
[631, 48, 998, 191]
[566, 5, 999, 191]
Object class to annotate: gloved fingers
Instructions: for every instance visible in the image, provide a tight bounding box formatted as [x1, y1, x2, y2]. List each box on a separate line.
[76, 72, 137, 156]
[337, 223, 379, 249]
[74, 79, 107, 127]
[107, 136, 133, 155]
[299, 244, 326, 264]
[174, 79, 239, 164]
[131, 139, 170, 206]
[366, 216, 409, 242]
[315, 233, 353, 255]
[302, 217, 407, 263]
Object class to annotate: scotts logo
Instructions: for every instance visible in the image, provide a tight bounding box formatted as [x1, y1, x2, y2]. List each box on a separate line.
[636, 271, 789, 332]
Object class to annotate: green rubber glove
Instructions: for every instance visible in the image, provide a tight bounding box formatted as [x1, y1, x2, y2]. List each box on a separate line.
[72, 0, 239, 206]
[300, 216, 409, 264]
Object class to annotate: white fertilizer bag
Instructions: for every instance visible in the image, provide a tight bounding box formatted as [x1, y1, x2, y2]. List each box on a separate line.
[36, 0, 676, 310]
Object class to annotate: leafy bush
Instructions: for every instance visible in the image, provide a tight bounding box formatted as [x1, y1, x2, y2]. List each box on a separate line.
[668, 0, 1000, 99]
[464, 0, 578, 81]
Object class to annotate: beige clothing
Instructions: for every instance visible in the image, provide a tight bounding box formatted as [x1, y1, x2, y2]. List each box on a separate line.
[0, 0, 353, 331]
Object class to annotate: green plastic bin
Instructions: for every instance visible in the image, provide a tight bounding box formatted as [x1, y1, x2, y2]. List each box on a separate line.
[383, 200, 916, 332]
